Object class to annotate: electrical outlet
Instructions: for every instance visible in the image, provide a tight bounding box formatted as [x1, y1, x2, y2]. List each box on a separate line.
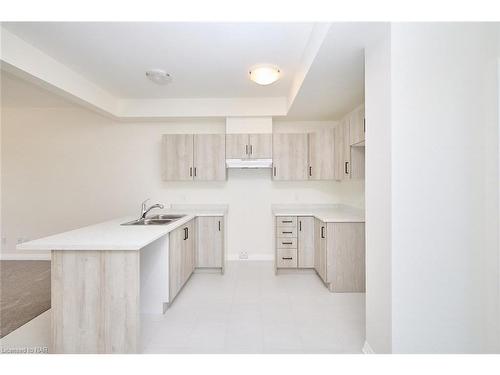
[239, 251, 248, 260]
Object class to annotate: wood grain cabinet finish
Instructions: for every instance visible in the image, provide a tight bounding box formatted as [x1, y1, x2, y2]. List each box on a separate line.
[195, 216, 224, 269]
[334, 122, 346, 181]
[314, 218, 327, 282]
[349, 106, 365, 146]
[169, 219, 195, 304]
[308, 129, 335, 180]
[162, 134, 194, 181]
[194, 134, 226, 181]
[272, 133, 309, 181]
[248, 134, 272, 158]
[226, 134, 249, 159]
[326, 223, 365, 292]
[297, 216, 315, 268]
[226, 133, 272, 159]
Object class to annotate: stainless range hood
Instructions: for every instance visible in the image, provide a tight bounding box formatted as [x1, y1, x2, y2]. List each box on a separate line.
[226, 158, 273, 169]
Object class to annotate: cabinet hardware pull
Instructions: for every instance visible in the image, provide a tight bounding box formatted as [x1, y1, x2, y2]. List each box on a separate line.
[183, 227, 188, 240]
[218, 220, 221, 231]
[321, 226, 325, 239]
[363, 118, 366, 133]
[246, 145, 248, 154]
[299, 221, 302, 231]
[282, 242, 293, 245]
[344, 161, 349, 174]
[189, 167, 193, 177]
[309, 166, 312, 177]
[273, 166, 276, 177]
[186, 227, 189, 240]
[282, 220, 293, 223]
[194, 167, 197, 177]
[282, 257, 293, 260]
[250, 145, 253, 155]
[282, 231, 293, 234]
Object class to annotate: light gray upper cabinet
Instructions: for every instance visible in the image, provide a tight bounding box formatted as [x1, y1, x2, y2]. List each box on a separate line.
[162, 134, 226, 181]
[248, 134, 272, 158]
[349, 106, 365, 146]
[162, 134, 194, 181]
[226, 134, 248, 159]
[194, 134, 226, 181]
[195, 216, 224, 270]
[272, 133, 309, 181]
[298, 216, 315, 268]
[334, 121, 346, 180]
[226, 133, 272, 159]
[308, 129, 335, 180]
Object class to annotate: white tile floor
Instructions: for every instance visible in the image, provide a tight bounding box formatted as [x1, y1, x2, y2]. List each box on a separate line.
[142, 261, 365, 353]
[0, 261, 365, 354]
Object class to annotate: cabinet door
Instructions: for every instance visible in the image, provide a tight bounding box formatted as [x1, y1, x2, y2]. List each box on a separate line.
[195, 216, 223, 268]
[349, 106, 365, 146]
[194, 134, 226, 181]
[326, 223, 365, 292]
[298, 216, 314, 268]
[272, 133, 308, 180]
[226, 134, 249, 159]
[162, 134, 194, 181]
[314, 218, 327, 282]
[334, 123, 345, 180]
[308, 129, 335, 180]
[249, 134, 272, 159]
[169, 225, 184, 302]
[185, 220, 195, 275]
[343, 120, 351, 179]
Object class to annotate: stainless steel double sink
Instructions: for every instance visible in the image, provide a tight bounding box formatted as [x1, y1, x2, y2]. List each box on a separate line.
[121, 214, 186, 226]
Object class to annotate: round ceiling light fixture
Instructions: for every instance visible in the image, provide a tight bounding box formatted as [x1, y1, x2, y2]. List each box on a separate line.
[145, 69, 172, 85]
[249, 64, 281, 85]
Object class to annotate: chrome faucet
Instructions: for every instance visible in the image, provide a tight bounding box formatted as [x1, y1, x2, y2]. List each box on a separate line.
[140, 199, 165, 219]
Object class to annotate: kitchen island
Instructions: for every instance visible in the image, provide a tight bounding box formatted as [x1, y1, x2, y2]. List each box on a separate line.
[16, 205, 227, 354]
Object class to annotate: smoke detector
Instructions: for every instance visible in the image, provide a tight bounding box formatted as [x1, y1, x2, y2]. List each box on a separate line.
[145, 69, 172, 85]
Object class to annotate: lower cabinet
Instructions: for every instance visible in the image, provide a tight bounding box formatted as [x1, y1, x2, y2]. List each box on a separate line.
[314, 218, 327, 282]
[298, 216, 315, 267]
[275, 215, 314, 269]
[169, 219, 195, 303]
[195, 216, 224, 271]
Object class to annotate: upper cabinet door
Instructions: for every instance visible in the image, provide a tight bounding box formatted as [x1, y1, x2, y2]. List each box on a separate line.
[349, 106, 365, 146]
[194, 134, 226, 181]
[334, 123, 345, 180]
[343, 118, 351, 178]
[249, 134, 272, 159]
[308, 129, 335, 180]
[272, 133, 308, 181]
[226, 134, 249, 159]
[162, 134, 194, 181]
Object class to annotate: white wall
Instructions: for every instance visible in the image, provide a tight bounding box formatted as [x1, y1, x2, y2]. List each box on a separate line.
[0, 105, 364, 260]
[364, 25, 392, 354]
[390, 23, 499, 353]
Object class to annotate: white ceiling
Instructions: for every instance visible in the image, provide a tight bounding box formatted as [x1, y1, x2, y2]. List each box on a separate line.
[2, 22, 314, 99]
[286, 23, 386, 120]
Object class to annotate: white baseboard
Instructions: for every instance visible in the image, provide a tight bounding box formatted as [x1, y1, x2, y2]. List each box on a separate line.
[362, 340, 375, 354]
[226, 254, 274, 261]
[0, 252, 51, 260]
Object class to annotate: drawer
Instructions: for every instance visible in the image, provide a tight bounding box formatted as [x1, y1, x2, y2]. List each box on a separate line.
[276, 249, 297, 268]
[276, 216, 297, 227]
[276, 226, 297, 238]
[276, 237, 297, 249]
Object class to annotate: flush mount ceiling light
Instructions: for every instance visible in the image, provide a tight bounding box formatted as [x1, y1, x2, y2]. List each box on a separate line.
[249, 65, 281, 85]
[145, 69, 172, 85]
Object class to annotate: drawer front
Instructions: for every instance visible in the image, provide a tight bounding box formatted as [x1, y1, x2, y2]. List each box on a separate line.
[276, 237, 297, 249]
[276, 216, 297, 227]
[276, 226, 297, 238]
[276, 249, 298, 268]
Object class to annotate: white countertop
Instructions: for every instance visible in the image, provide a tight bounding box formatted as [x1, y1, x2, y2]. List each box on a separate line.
[16, 205, 227, 252]
[272, 204, 364, 223]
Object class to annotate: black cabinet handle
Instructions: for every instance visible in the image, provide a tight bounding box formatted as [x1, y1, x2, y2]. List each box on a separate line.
[218, 220, 221, 231]
[190, 167, 193, 177]
[309, 166, 312, 177]
[282, 257, 293, 260]
[344, 161, 349, 174]
[321, 226, 325, 239]
[250, 145, 253, 155]
[246, 145, 248, 154]
[282, 231, 293, 234]
[273, 166, 276, 177]
[282, 220, 293, 223]
[282, 242, 293, 245]
[363, 118, 366, 133]
[194, 167, 197, 177]
[183, 227, 188, 240]
[299, 221, 302, 231]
